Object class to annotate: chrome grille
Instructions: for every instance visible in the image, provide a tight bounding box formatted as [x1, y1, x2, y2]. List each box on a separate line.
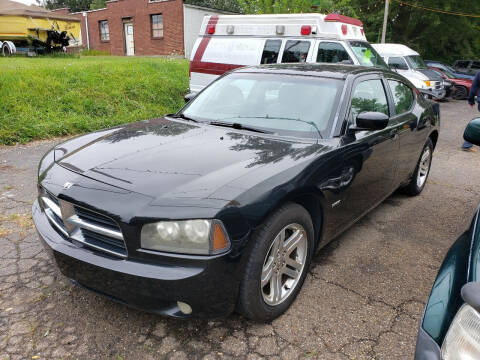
[40, 188, 127, 258]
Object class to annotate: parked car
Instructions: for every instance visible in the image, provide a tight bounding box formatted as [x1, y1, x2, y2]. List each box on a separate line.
[415, 118, 480, 360]
[453, 59, 480, 76]
[425, 60, 474, 80]
[189, 13, 388, 93]
[372, 44, 446, 100]
[428, 66, 473, 100]
[33, 64, 439, 321]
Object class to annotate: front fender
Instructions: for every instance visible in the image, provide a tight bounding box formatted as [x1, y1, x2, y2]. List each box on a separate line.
[421, 209, 479, 345]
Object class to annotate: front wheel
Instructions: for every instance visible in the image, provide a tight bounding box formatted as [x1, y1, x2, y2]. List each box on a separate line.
[453, 86, 468, 100]
[402, 138, 433, 196]
[237, 203, 314, 322]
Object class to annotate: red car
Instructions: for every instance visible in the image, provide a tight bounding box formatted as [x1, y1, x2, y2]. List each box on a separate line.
[428, 66, 473, 99]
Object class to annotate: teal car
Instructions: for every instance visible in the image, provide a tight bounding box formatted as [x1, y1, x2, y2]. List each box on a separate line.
[415, 118, 480, 359]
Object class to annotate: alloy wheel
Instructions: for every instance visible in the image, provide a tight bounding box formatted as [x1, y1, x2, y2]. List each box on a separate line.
[261, 223, 308, 306]
[416, 147, 431, 188]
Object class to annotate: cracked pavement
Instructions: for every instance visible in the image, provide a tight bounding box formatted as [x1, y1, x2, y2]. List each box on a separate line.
[1, 100, 480, 359]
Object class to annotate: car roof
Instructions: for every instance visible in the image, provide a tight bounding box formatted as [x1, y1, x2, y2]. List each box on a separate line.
[233, 63, 390, 79]
[371, 43, 419, 57]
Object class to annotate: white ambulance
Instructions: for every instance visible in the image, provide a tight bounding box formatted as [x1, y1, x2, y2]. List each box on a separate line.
[188, 13, 387, 93]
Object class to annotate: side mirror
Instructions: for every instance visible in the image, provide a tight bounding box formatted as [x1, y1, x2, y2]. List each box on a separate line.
[464, 118, 480, 146]
[184, 92, 196, 103]
[354, 112, 390, 131]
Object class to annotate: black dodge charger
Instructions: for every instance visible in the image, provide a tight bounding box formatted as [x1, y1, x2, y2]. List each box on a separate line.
[33, 64, 440, 321]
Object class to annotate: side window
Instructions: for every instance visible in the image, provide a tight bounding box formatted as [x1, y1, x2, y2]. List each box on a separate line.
[316, 42, 351, 63]
[260, 40, 282, 64]
[388, 57, 409, 70]
[471, 61, 480, 70]
[388, 80, 414, 115]
[350, 79, 389, 121]
[281, 40, 310, 63]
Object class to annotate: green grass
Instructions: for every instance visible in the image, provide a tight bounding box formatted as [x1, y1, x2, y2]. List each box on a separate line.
[0, 56, 189, 145]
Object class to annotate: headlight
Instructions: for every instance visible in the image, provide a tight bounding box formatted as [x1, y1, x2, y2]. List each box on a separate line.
[140, 219, 230, 255]
[424, 80, 431, 87]
[441, 304, 480, 359]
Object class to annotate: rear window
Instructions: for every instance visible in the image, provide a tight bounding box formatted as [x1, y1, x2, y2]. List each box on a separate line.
[471, 61, 480, 70]
[455, 61, 470, 68]
[316, 42, 352, 64]
[261, 40, 281, 64]
[281, 40, 310, 63]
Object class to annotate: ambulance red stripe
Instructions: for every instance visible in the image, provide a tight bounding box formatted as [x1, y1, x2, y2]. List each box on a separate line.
[189, 15, 244, 77]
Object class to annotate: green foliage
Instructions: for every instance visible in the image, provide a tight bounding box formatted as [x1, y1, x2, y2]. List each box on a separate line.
[44, 0, 92, 12]
[89, 0, 106, 10]
[0, 57, 188, 145]
[351, 0, 480, 64]
[238, 0, 356, 15]
[183, 0, 242, 12]
[80, 49, 110, 56]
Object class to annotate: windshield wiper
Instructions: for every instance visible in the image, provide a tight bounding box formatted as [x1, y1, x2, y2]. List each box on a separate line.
[218, 116, 324, 139]
[209, 121, 271, 134]
[170, 113, 199, 122]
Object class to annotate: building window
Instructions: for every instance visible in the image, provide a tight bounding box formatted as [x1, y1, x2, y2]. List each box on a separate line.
[151, 14, 163, 38]
[99, 20, 109, 41]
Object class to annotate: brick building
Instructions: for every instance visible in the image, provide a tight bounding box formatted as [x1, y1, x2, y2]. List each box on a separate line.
[51, 1, 232, 57]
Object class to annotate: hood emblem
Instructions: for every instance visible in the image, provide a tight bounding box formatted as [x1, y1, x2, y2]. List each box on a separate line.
[63, 182, 74, 189]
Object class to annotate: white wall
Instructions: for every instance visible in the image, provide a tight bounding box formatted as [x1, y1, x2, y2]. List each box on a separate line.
[183, 4, 234, 59]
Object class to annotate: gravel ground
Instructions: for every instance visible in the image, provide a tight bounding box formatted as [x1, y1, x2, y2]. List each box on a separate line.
[1, 100, 480, 360]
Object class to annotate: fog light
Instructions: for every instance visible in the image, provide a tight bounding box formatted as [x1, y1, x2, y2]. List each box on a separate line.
[177, 301, 192, 315]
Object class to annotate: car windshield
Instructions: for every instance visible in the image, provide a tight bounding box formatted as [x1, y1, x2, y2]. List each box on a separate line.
[406, 55, 427, 70]
[441, 68, 456, 78]
[181, 73, 343, 139]
[348, 41, 388, 68]
[444, 64, 458, 74]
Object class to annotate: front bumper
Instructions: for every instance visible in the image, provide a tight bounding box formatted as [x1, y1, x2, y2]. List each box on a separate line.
[33, 200, 239, 318]
[425, 88, 446, 100]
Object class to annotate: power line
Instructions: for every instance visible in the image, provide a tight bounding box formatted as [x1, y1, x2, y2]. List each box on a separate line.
[390, 0, 480, 18]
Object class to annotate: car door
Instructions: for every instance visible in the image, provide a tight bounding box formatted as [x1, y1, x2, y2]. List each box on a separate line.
[337, 75, 400, 223]
[385, 78, 425, 185]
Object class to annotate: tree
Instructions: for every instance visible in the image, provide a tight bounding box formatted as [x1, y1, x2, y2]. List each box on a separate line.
[238, 0, 356, 16]
[44, 0, 93, 12]
[184, 0, 243, 13]
[90, 0, 106, 10]
[350, 0, 480, 63]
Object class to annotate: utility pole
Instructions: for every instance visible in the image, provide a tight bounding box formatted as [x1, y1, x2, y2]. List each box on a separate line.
[381, 0, 389, 43]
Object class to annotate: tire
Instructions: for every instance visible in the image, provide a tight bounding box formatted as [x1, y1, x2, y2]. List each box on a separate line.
[452, 86, 468, 100]
[2, 43, 12, 57]
[403, 138, 433, 196]
[237, 202, 314, 322]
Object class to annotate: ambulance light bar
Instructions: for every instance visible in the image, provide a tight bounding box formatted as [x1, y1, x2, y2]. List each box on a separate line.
[324, 13, 363, 27]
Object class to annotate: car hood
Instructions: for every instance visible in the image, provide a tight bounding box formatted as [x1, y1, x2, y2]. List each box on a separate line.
[417, 68, 443, 81]
[55, 117, 327, 203]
